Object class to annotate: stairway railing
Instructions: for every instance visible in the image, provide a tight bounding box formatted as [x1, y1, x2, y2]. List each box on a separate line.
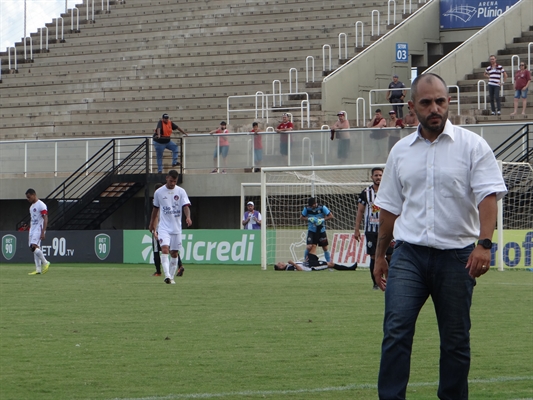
[493, 123, 532, 163]
[17, 137, 149, 230]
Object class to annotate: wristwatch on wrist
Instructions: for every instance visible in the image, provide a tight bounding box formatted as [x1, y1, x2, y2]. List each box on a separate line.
[477, 238, 493, 249]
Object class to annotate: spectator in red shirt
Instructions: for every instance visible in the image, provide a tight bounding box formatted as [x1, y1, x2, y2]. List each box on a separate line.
[251, 122, 263, 172]
[511, 62, 531, 116]
[209, 121, 230, 174]
[276, 113, 293, 163]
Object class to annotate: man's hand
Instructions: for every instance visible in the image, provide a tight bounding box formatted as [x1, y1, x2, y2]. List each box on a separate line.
[353, 230, 361, 242]
[465, 246, 491, 278]
[373, 257, 389, 291]
[308, 217, 317, 224]
[185, 217, 192, 227]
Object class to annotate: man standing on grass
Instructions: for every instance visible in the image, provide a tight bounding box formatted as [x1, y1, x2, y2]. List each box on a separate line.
[149, 170, 191, 284]
[25, 188, 51, 275]
[354, 167, 393, 290]
[300, 197, 334, 262]
[373, 73, 507, 399]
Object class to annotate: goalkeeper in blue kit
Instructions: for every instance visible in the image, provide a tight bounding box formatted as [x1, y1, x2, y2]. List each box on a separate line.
[300, 197, 334, 261]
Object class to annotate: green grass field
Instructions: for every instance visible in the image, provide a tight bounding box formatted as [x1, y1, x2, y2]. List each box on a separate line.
[0, 263, 531, 400]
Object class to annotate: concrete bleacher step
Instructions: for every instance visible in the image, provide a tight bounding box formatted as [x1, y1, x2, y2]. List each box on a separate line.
[0, 0, 419, 141]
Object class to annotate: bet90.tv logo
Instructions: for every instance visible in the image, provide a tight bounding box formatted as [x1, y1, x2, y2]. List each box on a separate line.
[2, 234, 17, 261]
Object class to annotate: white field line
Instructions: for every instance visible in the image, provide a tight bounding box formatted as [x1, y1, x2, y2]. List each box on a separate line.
[113, 376, 533, 400]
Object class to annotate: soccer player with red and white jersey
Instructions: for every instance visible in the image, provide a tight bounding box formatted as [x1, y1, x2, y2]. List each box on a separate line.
[149, 170, 192, 284]
[25, 188, 51, 275]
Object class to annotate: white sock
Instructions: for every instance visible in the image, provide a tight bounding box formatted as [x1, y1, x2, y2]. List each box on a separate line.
[34, 253, 42, 273]
[161, 254, 170, 279]
[169, 257, 178, 277]
[34, 248, 48, 265]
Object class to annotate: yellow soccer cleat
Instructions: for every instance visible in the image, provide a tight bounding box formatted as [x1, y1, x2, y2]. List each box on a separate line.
[28, 271, 41, 275]
[42, 262, 50, 274]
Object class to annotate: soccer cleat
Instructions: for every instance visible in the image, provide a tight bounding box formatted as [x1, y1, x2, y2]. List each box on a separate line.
[170, 279, 176, 284]
[152, 272, 161, 276]
[176, 266, 185, 277]
[372, 284, 379, 290]
[164, 278, 171, 284]
[42, 262, 50, 274]
[28, 271, 41, 275]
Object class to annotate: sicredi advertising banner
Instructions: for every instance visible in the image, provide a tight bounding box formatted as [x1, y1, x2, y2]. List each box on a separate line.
[440, 0, 519, 29]
[123, 230, 261, 265]
[2, 230, 530, 268]
[0, 231, 123, 263]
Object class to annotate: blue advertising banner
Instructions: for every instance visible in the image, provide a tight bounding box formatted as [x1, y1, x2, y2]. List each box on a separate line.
[440, 0, 520, 30]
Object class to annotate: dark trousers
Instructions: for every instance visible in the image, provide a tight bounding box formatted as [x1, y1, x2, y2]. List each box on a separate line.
[488, 85, 501, 113]
[390, 98, 404, 118]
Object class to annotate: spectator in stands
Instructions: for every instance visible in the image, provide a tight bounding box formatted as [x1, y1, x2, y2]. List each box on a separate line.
[511, 61, 531, 116]
[403, 105, 419, 127]
[373, 73, 507, 400]
[367, 109, 387, 129]
[367, 109, 388, 158]
[387, 110, 404, 151]
[387, 110, 404, 129]
[274, 252, 357, 271]
[153, 113, 189, 174]
[484, 55, 507, 115]
[209, 121, 230, 174]
[386, 75, 406, 118]
[251, 122, 263, 172]
[330, 111, 351, 162]
[18, 223, 29, 232]
[242, 201, 262, 230]
[276, 113, 294, 164]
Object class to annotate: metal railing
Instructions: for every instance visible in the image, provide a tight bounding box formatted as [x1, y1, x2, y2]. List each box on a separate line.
[1, 124, 526, 181]
[369, 85, 461, 117]
[493, 123, 532, 163]
[226, 92, 309, 126]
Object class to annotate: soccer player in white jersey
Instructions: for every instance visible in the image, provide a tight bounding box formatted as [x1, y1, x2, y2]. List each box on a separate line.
[148, 170, 192, 284]
[25, 188, 51, 275]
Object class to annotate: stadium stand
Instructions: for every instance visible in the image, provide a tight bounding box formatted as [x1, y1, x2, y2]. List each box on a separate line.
[0, 0, 420, 141]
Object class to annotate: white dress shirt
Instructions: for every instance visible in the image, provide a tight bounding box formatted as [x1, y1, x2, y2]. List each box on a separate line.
[375, 120, 507, 250]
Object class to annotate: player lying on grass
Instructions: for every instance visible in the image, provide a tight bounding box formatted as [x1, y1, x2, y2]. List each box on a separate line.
[274, 252, 357, 271]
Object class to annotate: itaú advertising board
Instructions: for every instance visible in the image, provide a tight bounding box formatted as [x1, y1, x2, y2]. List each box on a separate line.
[330, 230, 532, 269]
[123, 230, 260, 265]
[440, 0, 520, 29]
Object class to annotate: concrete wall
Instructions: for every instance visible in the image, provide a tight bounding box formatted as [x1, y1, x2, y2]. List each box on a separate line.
[428, 0, 533, 83]
[322, 0, 441, 118]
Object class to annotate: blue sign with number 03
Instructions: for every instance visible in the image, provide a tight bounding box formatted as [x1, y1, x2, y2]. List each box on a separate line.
[395, 43, 408, 63]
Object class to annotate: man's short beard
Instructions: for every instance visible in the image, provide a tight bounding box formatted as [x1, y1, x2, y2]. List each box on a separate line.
[420, 110, 448, 133]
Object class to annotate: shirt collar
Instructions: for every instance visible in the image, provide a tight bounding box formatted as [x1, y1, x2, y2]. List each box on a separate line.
[409, 119, 455, 145]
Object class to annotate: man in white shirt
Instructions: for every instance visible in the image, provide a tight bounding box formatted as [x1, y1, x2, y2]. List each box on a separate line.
[373, 73, 507, 400]
[25, 188, 51, 275]
[149, 170, 192, 284]
[242, 201, 262, 230]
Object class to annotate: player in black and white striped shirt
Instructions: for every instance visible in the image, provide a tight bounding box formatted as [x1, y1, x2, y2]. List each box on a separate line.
[354, 167, 394, 289]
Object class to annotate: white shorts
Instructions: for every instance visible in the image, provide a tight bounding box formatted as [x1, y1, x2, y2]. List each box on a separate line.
[28, 229, 42, 247]
[158, 231, 182, 252]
